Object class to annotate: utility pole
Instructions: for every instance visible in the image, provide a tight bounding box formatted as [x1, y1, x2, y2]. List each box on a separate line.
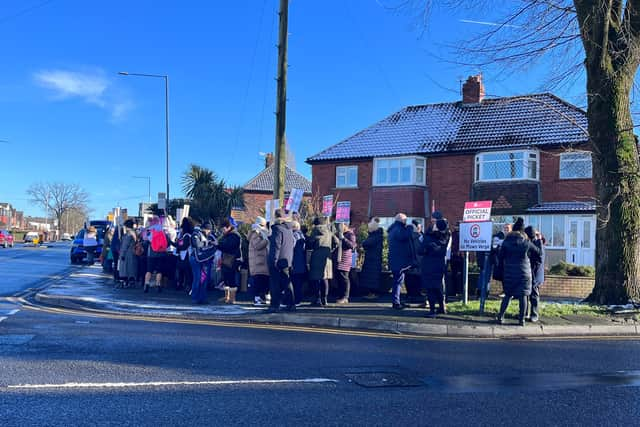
[273, 0, 288, 202]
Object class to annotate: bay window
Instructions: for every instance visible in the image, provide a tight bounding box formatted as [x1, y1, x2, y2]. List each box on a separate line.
[475, 150, 539, 182]
[374, 156, 426, 186]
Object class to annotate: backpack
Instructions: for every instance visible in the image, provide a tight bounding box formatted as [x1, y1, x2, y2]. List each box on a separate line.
[134, 240, 145, 257]
[151, 229, 168, 252]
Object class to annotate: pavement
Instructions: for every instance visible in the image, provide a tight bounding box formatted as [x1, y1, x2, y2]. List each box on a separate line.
[33, 264, 640, 339]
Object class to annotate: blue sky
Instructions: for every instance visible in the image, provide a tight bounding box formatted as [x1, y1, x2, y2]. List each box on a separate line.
[0, 0, 588, 219]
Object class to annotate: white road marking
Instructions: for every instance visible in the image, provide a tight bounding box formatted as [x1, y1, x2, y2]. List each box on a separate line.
[7, 378, 338, 390]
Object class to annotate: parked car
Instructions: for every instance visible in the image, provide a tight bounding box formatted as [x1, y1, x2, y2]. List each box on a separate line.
[24, 231, 39, 244]
[0, 230, 14, 248]
[61, 233, 72, 241]
[70, 222, 107, 264]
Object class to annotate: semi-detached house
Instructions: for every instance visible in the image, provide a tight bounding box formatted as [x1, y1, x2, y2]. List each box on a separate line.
[306, 75, 596, 268]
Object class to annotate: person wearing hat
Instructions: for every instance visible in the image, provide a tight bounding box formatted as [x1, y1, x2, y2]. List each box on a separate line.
[525, 225, 545, 323]
[117, 219, 138, 288]
[217, 218, 242, 304]
[249, 216, 270, 306]
[420, 218, 450, 317]
[496, 217, 542, 326]
[267, 208, 295, 312]
[360, 218, 384, 299]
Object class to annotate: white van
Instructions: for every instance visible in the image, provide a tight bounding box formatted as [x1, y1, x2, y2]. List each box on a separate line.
[24, 231, 39, 244]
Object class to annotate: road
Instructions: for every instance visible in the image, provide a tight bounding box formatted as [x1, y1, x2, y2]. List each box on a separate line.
[1, 247, 639, 426]
[0, 241, 72, 296]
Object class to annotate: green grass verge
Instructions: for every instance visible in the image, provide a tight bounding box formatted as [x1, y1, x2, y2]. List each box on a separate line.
[446, 300, 608, 318]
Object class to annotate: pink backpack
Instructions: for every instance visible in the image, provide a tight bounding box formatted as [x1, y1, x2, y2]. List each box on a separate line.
[151, 229, 168, 252]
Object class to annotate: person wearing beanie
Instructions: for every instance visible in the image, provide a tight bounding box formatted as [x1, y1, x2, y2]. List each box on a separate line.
[496, 218, 542, 326]
[420, 217, 450, 317]
[267, 207, 296, 312]
[524, 225, 545, 322]
[361, 218, 384, 299]
[249, 216, 270, 306]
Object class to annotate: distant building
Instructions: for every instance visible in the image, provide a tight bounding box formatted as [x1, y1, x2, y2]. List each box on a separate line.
[241, 153, 312, 221]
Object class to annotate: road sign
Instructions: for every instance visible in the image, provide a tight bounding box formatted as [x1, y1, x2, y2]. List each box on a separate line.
[463, 200, 492, 222]
[459, 221, 493, 251]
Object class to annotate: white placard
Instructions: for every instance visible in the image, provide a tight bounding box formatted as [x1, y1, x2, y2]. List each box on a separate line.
[462, 200, 492, 222]
[459, 221, 493, 252]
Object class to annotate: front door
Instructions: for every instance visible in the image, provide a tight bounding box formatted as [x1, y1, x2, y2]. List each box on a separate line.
[566, 216, 595, 267]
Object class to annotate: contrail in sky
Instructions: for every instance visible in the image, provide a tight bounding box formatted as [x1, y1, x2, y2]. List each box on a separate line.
[460, 19, 521, 28]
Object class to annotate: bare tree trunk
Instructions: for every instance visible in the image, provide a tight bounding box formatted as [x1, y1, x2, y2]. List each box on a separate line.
[587, 72, 640, 304]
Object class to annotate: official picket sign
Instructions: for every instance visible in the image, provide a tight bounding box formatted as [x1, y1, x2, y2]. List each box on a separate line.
[459, 221, 493, 251]
[462, 200, 492, 222]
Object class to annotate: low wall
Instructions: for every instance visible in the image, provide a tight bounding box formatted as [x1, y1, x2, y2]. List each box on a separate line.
[486, 275, 594, 299]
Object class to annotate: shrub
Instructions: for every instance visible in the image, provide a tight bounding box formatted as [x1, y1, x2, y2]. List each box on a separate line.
[549, 261, 595, 277]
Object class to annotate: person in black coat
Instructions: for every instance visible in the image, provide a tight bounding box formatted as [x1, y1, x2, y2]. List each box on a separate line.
[525, 226, 545, 323]
[388, 213, 416, 309]
[218, 218, 242, 303]
[360, 218, 384, 298]
[267, 209, 296, 312]
[497, 217, 542, 326]
[420, 219, 450, 317]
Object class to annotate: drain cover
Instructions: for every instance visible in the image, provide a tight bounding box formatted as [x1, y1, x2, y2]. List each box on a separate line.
[345, 372, 423, 388]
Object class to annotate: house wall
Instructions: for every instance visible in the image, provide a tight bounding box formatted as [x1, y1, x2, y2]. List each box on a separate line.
[243, 192, 272, 222]
[539, 148, 596, 202]
[310, 146, 597, 228]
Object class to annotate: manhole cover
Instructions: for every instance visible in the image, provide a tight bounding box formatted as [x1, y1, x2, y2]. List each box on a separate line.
[345, 372, 423, 388]
[0, 335, 35, 345]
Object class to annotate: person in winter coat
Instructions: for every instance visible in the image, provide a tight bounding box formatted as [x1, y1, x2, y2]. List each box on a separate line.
[291, 221, 307, 305]
[334, 223, 357, 304]
[525, 226, 545, 323]
[118, 219, 138, 288]
[405, 220, 424, 303]
[249, 216, 270, 306]
[360, 218, 384, 299]
[387, 213, 416, 309]
[83, 226, 98, 264]
[110, 224, 122, 284]
[420, 219, 450, 317]
[218, 218, 242, 304]
[144, 216, 173, 293]
[267, 209, 295, 312]
[497, 217, 542, 326]
[190, 221, 216, 304]
[308, 217, 339, 307]
[175, 217, 194, 291]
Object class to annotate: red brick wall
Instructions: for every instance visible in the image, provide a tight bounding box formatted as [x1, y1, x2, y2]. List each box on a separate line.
[539, 148, 596, 202]
[370, 187, 426, 219]
[243, 192, 271, 222]
[312, 161, 372, 225]
[428, 154, 475, 223]
[487, 275, 594, 299]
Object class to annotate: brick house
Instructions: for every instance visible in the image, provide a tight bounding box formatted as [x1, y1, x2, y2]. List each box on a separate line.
[242, 153, 312, 221]
[307, 75, 596, 267]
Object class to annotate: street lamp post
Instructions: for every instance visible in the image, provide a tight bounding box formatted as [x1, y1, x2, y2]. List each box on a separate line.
[132, 176, 151, 203]
[118, 72, 170, 205]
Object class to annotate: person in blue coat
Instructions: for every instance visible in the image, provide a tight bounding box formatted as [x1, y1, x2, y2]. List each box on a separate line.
[420, 219, 450, 317]
[387, 213, 416, 309]
[525, 225, 545, 323]
[291, 221, 308, 305]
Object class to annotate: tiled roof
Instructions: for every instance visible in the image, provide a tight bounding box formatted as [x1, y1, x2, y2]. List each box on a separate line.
[307, 93, 588, 162]
[527, 202, 595, 213]
[243, 164, 312, 193]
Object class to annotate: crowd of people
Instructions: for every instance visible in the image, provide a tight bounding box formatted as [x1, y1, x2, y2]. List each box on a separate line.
[93, 209, 545, 324]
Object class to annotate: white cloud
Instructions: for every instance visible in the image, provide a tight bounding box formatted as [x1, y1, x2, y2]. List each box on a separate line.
[34, 69, 132, 120]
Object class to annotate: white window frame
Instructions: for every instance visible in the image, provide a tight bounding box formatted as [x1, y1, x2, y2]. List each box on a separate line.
[475, 149, 539, 182]
[373, 156, 426, 187]
[335, 165, 358, 189]
[559, 151, 593, 180]
[525, 214, 566, 249]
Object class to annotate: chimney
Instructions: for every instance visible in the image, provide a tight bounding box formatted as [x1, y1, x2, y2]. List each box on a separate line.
[265, 152, 274, 169]
[462, 74, 485, 104]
